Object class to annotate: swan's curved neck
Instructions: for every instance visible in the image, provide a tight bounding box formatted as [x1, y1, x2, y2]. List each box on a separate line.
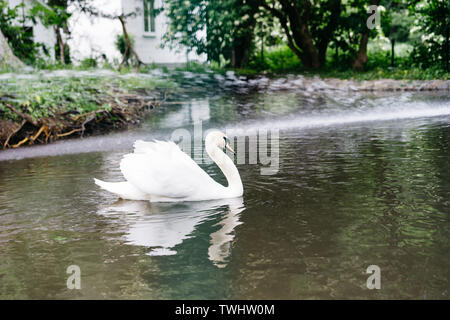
[206, 145, 243, 195]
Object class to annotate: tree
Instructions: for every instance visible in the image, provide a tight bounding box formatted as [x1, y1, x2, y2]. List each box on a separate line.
[164, 0, 345, 69]
[409, 0, 449, 71]
[0, 0, 39, 65]
[117, 14, 144, 69]
[65, 0, 144, 69]
[115, 34, 133, 66]
[258, 0, 342, 69]
[349, 0, 380, 71]
[164, 0, 259, 68]
[31, 0, 71, 64]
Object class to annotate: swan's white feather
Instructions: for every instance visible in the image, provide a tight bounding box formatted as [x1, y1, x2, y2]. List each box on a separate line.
[119, 140, 222, 200]
[94, 132, 243, 202]
[94, 178, 150, 200]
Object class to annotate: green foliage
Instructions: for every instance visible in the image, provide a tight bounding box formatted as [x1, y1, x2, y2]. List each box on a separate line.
[381, 10, 412, 43]
[408, 0, 449, 70]
[55, 41, 71, 64]
[115, 34, 134, 65]
[30, 1, 70, 29]
[218, 40, 449, 80]
[80, 57, 98, 69]
[0, 75, 177, 121]
[174, 61, 211, 73]
[163, 0, 447, 74]
[0, 77, 100, 120]
[314, 66, 449, 81]
[0, 0, 41, 65]
[163, 0, 258, 67]
[264, 46, 303, 72]
[0, 0, 446, 76]
[31, 0, 72, 65]
[115, 76, 177, 91]
[249, 45, 302, 72]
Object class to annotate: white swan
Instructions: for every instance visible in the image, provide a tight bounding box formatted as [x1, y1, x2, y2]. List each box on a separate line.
[94, 130, 243, 202]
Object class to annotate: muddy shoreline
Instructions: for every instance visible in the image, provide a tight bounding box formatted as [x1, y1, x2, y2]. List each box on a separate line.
[0, 91, 160, 150]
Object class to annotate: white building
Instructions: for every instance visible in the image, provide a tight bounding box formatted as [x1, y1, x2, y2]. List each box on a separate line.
[122, 0, 205, 64]
[7, 0, 56, 60]
[6, 0, 204, 65]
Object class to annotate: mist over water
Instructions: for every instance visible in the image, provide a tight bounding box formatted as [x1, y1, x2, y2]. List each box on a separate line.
[0, 83, 449, 299]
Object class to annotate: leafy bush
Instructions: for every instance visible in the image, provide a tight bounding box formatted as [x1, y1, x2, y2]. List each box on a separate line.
[0, 75, 177, 121]
[0, 0, 41, 65]
[249, 45, 302, 72]
[115, 34, 134, 66]
[80, 57, 98, 69]
[409, 0, 449, 71]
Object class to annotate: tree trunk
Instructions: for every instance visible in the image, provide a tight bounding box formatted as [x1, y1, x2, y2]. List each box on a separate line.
[231, 29, 254, 68]
[54, 26, 65, 65]
[229, 0, 257, 68]
[118, 15, 144, 69]
[298, 30, 321, 69]
[0, 29, 24, 69]
[334, 44, 339, 65]
[352, 33, 369, 71]
[316, 0, 341, 67]
[261, 0, 327, 69]
[352, 0, 380, 71]
[391, 39, 395, 68]
[445, 21, 449, 72]
[280, 20, 320, 69]
[261, 37, 264, 65]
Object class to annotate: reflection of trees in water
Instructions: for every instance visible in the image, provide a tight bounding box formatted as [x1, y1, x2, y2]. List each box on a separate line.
[227, 125, 450, 299]
[0, 152, 111, 299]
[319, 127, 449, 298]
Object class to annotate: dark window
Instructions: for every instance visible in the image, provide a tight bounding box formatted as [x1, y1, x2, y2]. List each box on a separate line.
[143, 0, 156, 33]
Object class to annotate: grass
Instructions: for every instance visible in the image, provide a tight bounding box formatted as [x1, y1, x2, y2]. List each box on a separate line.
[305, 67, 450, 81]
[0, 73, 177, 148]
[208, 43, 449, 80]
[0, 75, 176, 122]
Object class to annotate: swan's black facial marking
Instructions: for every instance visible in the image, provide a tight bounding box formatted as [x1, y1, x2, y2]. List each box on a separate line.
[223, 136, 227, 152]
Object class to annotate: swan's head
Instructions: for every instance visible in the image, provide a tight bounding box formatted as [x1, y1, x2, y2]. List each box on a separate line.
[205, 130, 235, 154]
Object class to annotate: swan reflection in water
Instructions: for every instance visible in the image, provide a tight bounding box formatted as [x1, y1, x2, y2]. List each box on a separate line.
[97, 197, 245, 268]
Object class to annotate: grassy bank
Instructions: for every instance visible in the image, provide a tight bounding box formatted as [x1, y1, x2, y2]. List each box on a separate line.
[184, 62, 449, 82]
[0, 74, 176, 149]
[191, 44, 449, 81]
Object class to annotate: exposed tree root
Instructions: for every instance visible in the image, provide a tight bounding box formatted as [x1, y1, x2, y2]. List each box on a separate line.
[11, 137, 28, 148]
[56, 128, 83, 138]
[3, 119, 25, 149]
[0, 92, 160, 149]
[30, 125, 48, 144]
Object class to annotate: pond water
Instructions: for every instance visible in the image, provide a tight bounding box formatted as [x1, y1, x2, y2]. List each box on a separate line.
[0, 77, 449, 299]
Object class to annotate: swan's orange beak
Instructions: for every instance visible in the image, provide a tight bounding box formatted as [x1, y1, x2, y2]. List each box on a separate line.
[225, 142, 235, 154]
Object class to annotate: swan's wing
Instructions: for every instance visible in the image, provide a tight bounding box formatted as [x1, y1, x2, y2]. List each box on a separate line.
[120, 140, 218, 198]
[94, 178, 150, 200]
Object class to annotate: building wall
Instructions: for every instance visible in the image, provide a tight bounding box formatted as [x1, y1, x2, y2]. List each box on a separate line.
[122, 0, 205, 64]
[67, 0, 122, 63]
[32, 20, 56, 60]
[7, 0, 56, 60]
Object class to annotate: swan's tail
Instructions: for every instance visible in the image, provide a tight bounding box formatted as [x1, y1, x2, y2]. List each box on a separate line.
[94, 178, 150, 201]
